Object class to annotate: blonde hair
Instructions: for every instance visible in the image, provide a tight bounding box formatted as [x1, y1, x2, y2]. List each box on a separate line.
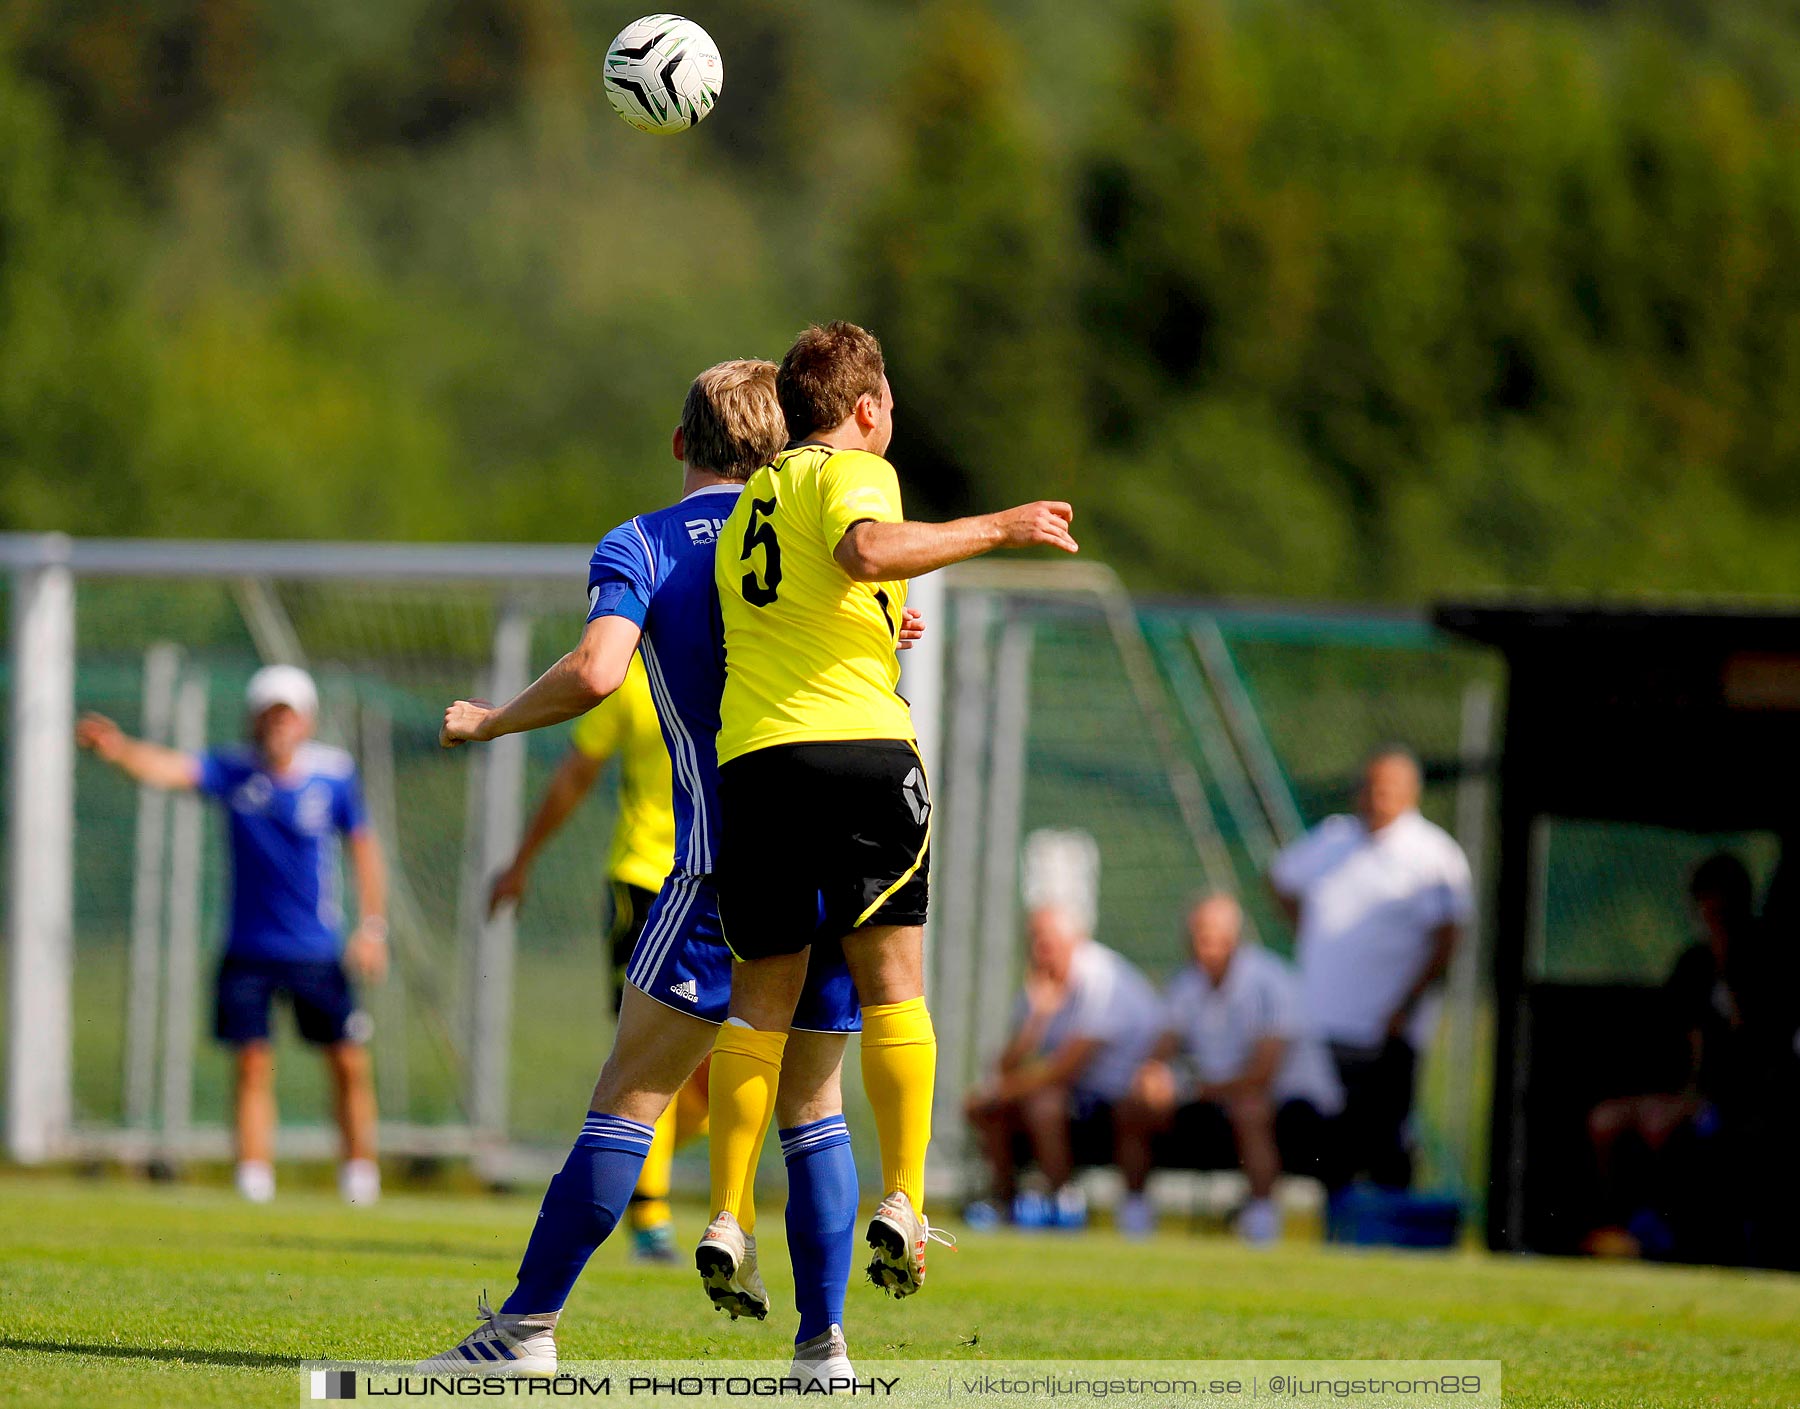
[681, 359, 786, 481]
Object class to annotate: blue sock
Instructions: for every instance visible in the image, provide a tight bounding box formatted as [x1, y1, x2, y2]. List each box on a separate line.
[781, 1115, 858, 1344]
[503, 1112, 654, 1314]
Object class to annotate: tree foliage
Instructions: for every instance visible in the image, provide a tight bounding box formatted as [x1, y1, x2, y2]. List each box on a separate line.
[1069, 0, 1800, 594]
[4, 0, 1800, 600]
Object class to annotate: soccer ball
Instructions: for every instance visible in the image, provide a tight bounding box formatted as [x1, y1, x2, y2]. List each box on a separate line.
[603, 14, 723, 133]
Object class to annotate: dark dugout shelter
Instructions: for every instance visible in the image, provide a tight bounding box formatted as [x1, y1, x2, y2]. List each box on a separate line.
[1436, 601, 1800, 1269]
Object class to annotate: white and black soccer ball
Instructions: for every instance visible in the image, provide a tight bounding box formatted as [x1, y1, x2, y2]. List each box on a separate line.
[603, 14, 723, 133]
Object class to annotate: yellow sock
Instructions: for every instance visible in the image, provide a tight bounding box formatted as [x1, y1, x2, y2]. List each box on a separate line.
[674, 1062, 711, 1146]
[628, 1101, 679, 1232]
[708, 1023, 786, 1234]
[860, 996, 936, 1216]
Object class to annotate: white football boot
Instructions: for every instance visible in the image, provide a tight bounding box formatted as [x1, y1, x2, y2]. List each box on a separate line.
[339, 1158, 381, 1205]
[865, 1189, 953, 1298]
[789, 1323, 857, 1393]
[695, 1211, 770, 1320]
[234, 1160, 275, 1204]
[416, 1294, 558, 1377]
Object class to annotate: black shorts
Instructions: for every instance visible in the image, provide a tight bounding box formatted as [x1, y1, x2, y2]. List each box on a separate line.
[607, 881, 659, 1016]
[716, 739, 931, 960]
[1006, 1092, 1119, 1169]
[1153, 1098, 1332, 1176]
[214, 956, 361, 1047]
[1153, 1101, 1242, 1170]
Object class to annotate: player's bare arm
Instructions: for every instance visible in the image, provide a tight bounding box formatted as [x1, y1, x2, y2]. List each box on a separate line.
[834, 501, 1078, 583]
[75, 712, 203, 790]
[488, 748, 606, 915]
[441, 615, 641, 747]
[344, 828, 390, 982]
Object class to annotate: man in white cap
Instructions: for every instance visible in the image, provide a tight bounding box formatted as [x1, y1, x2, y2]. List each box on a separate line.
[77, 664, 389, 1204]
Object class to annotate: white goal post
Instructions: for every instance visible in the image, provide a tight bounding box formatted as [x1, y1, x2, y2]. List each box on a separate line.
[4, 534, 1491, 1208]
[2, 534, 606, 1167]
[5, 534, 76, 1163]
[0, 534, 1200, 1180]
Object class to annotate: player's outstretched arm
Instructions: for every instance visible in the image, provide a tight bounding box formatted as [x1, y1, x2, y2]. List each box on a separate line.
[441, 615, 641, 748]
[488, 748, 604, 915]
[75, 713, 201, 791]
[834, 501, 1078, 583]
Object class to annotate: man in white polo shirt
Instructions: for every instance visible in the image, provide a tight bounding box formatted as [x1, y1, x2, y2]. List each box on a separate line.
[1269, 745, 1473, 1190]
[964, 903, 1161, 1227]
[1116, 893, 1342, 1242]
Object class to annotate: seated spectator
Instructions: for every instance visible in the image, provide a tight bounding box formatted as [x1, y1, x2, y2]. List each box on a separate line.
[1114, 893, 1342, 1243]
[964, 903, 1161, 1227]
[1584, 853, 1763, 1259]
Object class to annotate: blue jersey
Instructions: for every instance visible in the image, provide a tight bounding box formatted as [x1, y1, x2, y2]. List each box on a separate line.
[196, 742, 367, 963]
[587, 483, 741, 877]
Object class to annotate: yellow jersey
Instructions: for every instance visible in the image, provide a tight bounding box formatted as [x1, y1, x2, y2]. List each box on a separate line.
[715, 443, 916, 763]
[569, 654, 676, 894]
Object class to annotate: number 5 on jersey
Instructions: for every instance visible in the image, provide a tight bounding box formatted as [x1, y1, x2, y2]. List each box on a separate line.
[740, 496, 782, 606]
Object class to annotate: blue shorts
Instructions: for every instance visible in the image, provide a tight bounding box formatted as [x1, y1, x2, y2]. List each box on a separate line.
[624, 872, 861, 1033]
[214, 955, 363, 1046]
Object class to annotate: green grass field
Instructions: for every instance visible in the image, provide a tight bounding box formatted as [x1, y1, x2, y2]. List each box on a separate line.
[3, 1174, 1798, 1408]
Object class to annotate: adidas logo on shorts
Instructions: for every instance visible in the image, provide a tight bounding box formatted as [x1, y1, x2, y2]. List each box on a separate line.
[670, 978, 700, 1003]
[901, 766, 930, 825]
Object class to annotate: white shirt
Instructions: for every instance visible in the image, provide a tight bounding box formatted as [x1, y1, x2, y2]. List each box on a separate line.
[1013, 940, 1162, 1102]
[1160, 946, 1344, 1115]
[1271, 810, 1474, 1051]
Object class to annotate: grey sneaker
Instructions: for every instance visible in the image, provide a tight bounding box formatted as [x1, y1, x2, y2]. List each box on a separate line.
[789, 1323, 856, 1392]
[865, 1189, 953, 1298]
[1237, 1197, 1282, 1246]
[416, 1293, 557, 1377]
[1117, 1192, 1155, 1239]
[695, 1211, 770, 1320]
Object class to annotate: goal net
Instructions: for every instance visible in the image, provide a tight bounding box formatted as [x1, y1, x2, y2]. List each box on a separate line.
[4, 537, 625, 1174]
[3, 537, 1498, 1208]
[922, 566, 1500, 1206]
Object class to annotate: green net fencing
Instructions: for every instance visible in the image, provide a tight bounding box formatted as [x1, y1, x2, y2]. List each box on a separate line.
[930, 589, 1501, 1201]
[6, 575, 622, 1149]
[6, 559, 1507, 1202]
